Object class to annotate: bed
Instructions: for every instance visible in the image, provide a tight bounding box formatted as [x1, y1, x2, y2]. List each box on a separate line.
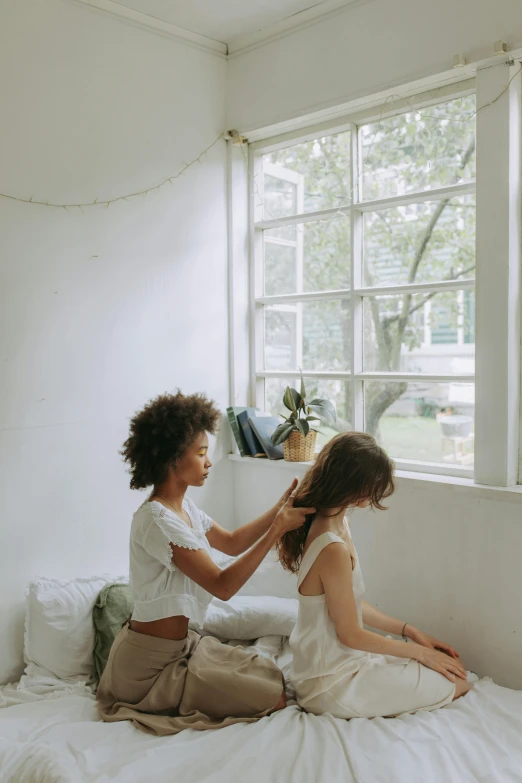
[1, 567, 521, 782]
[2, 649, 522, 782]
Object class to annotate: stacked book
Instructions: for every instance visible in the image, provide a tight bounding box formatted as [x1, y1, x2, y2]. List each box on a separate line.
[226, 407, 284, 460]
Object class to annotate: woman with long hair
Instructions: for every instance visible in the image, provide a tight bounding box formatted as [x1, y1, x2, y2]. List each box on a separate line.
[279, 431, 470, 719]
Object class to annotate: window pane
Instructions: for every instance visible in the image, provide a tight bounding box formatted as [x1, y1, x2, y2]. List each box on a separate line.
[365, 381, 474, 465]
[264, 217, 350, 296]
[363, 290, 475, 373]
[264, 309, 297, 370]
[262, 130, 351, 219]
[303, 300, 352, 371]
[463, 290, 475, 344]
[263, 174, 297, 220]
[265, 377, 353, 449]
[363, 195, 476, 287]
[361, 94, 476, 201]
[264, 242, 297, 296]
[264, 300, 352, 371]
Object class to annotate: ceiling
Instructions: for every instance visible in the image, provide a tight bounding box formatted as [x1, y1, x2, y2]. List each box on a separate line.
[110, 0, 334, 45]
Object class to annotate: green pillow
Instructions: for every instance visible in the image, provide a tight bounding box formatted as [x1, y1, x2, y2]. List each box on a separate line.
[92, 582, 133, 686]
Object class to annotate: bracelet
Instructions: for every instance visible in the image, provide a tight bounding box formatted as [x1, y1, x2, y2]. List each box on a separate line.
[401, 622, 408, 640]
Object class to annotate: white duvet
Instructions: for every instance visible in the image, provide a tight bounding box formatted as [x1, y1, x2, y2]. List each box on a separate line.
[1, 640, 522, 783]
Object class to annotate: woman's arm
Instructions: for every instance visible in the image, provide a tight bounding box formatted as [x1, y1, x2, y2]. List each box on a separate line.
[362, 600, 460, 659]
[172, 491, 314, 601]
[320, 545, 466, 683]
[362, 600, 407, 637]
[206, 479, 298, 556]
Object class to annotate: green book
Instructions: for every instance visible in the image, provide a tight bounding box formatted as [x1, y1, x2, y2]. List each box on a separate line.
[226, 406, 258, 456]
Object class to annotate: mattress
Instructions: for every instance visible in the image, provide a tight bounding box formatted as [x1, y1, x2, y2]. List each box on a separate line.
[1, 642, 521, 783]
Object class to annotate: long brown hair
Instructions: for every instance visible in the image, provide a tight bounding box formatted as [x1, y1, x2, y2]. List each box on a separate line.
[277, 432, 395, 573]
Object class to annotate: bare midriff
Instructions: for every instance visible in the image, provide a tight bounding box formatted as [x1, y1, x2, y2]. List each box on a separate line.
[129, 615, 190, 640]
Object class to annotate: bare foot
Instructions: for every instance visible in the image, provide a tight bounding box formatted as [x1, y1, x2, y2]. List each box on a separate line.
[452, 677, 471, 701]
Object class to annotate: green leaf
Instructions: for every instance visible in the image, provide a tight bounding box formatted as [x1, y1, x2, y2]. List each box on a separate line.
[308, 399, 337, 423]
[294, 418, 310, 437]
[305, 415, 321, 422]
[299, 369, 306, 402]
[283, 386, 302, 414]
[282, 386, 297, 414]
[271, 422, 296, 446]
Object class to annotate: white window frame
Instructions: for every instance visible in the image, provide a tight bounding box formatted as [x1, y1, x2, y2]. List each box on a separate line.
[245, 64, 521, 487]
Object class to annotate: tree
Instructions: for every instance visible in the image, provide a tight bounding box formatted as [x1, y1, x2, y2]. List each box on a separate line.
[263, 95, 476, 439]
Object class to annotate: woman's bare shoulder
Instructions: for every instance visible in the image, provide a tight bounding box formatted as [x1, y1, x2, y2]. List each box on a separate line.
[318, 539, 351, 564]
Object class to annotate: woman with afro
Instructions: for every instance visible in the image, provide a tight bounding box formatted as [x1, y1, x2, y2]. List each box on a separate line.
[97, 390, 313, 735]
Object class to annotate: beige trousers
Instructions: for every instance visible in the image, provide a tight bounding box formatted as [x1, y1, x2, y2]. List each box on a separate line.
[96, 626, 283, 736]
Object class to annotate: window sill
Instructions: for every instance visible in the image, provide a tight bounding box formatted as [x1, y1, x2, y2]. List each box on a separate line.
[227, 454, 522, 499]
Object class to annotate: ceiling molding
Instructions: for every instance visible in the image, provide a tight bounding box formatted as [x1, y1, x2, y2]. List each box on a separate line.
[72, 0, 371, 59]
[227, 0, 373, 57]
[71, 0, 228, 57]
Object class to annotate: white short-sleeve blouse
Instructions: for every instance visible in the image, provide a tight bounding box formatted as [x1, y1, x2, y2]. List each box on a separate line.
[129, 498, 215, 625]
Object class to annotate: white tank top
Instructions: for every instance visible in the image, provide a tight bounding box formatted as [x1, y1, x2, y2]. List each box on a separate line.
[289, 531, 368, 686]
[289, 530, 456, 719]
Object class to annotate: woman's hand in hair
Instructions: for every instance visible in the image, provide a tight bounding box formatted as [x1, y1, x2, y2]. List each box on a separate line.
[272, 491, 315, 536]
[406, 627, 460, 660]
[272, 477, 299, 514]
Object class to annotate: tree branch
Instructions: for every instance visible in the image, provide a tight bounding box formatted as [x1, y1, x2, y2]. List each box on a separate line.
[364, 265, 393, 368]
[365, 137, 476, 431]
[384, 263, 476, 324]
[396, 138, 475, 341]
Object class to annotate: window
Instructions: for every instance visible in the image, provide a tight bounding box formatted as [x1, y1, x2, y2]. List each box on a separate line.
[250, 94, 477, 474]
[246, 64, 522, 485]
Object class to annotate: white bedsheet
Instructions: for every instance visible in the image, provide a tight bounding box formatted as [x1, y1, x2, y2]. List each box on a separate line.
[1, 648, 522, 783]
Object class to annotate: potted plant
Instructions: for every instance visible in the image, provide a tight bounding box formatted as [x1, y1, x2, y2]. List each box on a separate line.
[271, 375, 337, 462]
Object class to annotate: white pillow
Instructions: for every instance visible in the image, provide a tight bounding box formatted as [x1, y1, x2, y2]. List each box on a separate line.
[238, 550, 298, 600]
[24, 574, 125, 682]
[22, 553, 295, 683]
[193, 596, 298, 640]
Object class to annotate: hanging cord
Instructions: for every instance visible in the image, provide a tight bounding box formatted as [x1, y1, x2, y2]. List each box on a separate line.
[0, 134, 224, 210]
[0, 61, 519, 213]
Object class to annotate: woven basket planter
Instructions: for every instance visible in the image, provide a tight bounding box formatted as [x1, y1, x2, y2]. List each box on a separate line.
[283, 430, 317, 462]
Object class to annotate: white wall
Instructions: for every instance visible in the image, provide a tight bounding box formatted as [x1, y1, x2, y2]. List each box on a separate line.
[233, 459, 522, 688]
[0, 0, 230, 683]
[227, 0, 522, 132]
